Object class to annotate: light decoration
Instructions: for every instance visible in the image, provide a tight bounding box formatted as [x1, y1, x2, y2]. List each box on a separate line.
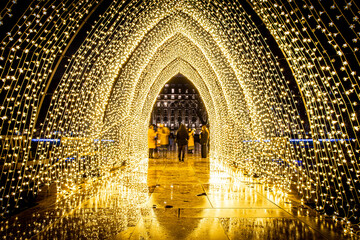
[0, 157, 149, 238]
[0, 0, 18, 26]
[0, 0, 359, 234]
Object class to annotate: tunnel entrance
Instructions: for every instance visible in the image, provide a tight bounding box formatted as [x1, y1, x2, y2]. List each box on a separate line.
[149, 73, 209, 156]
[149, 74, 208, 133]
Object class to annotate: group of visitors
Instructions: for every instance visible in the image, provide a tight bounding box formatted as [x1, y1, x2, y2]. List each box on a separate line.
[148, 124, 170, 158]
[148, 123, 209, 161]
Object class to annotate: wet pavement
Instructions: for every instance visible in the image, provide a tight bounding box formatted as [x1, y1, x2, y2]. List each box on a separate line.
[0, 151, 353, 239]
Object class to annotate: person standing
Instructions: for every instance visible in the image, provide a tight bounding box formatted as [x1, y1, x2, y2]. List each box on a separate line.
[169, 133, 174, 151]
[176, 124, 189, 162]
[200, 125, 209, 158]
[188, 128, 195, 154]
[158, 124, 170, 158]
[148, 125, 157, 158]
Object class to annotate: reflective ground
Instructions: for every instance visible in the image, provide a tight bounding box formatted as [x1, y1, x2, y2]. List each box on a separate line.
[1, 150, 352, 239]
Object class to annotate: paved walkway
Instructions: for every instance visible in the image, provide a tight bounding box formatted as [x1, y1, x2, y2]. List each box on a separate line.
[1, 152, 349, 239]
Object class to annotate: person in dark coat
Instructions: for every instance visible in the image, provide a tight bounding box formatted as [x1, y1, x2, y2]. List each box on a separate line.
[176, 124, 189, 162]
[200, 125, 209, 158]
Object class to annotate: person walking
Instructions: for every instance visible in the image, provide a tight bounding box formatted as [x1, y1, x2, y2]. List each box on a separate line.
[176, 124, 189, 162]
[148, 125, 157, 158]
[188, 128, 195, 154]
[200, 125, 209, 158]
[158, 124, 170, 158]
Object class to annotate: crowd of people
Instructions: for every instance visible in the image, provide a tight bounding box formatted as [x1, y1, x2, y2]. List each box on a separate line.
[147, 123, 209, 161]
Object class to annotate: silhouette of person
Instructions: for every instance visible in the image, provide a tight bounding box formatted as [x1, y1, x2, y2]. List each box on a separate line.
[176, 123, 189, 162]
[200, 125, 209, 158]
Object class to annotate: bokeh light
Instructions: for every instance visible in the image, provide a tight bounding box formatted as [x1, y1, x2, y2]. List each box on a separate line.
[0, 0, 359, 233]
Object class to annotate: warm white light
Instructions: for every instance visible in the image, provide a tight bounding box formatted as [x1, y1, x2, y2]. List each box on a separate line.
[0, 0, 359, 234]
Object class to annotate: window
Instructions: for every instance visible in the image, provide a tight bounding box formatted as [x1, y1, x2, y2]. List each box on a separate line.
[178, 88, 181, 93]
[171, 88, 175, 93]
[171, 95, 175, 99]
[178, 95, 182, 99]
[157, 102, 160, 107]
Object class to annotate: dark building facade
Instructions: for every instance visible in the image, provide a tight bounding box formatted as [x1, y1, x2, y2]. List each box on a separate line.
[150, 75, 208, 133]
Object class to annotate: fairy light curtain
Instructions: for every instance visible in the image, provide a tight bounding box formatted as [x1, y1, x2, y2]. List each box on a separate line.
[0, 0, 359, 231]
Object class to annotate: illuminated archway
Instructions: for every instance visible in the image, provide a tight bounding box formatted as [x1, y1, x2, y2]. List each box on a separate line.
[35, 8, 304, 208]
[100, 28, 253, 164]
[0, 0, 359, 227]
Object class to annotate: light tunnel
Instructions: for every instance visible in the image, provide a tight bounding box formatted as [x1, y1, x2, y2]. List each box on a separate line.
[0, 0, 359, 228]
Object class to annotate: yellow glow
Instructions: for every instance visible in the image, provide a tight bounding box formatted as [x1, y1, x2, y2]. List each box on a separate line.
[0, 0, 359, 234]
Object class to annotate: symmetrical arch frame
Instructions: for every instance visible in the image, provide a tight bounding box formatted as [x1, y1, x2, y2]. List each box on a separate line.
[1, 0, 359, 227]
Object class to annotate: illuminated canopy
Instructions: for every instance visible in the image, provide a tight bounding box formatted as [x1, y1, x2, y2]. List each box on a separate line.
[0, 0, 359, 229]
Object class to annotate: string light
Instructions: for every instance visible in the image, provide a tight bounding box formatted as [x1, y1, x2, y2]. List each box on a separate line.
[0, 0, 359, 235]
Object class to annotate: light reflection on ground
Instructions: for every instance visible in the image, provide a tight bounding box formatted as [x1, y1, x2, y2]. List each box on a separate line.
[0, 151, 350, 239]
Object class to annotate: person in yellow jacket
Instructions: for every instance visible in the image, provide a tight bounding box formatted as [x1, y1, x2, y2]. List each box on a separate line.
[148, 125, 157, 158]
[188, 128, 195, 154]
[158, 124, 170, 158]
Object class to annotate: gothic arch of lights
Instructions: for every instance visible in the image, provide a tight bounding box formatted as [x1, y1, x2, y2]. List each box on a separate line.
[131, 56, 220, 159]
[0, 0, 359, 229]
[101, 23, 253, 163]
